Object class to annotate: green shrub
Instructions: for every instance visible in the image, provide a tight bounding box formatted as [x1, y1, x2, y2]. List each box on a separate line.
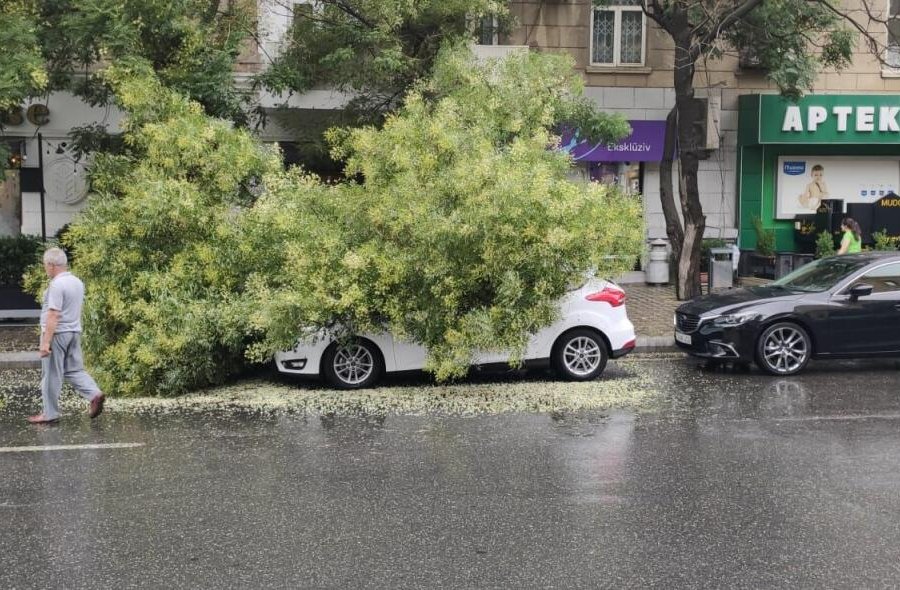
[0, 235, 43, 287]
[872, 230, 900, 251]
[752, 217, 775, 257]
[815, 230, 836, 258]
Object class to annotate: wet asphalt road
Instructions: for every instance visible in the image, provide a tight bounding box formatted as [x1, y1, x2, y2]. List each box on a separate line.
[3, 357, 900, 589]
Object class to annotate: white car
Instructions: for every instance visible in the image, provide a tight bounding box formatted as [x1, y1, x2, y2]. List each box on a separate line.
[275, 279, 637, 389]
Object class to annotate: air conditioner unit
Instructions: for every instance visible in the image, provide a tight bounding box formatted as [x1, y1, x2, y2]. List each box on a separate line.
[687, 96, 721, 152]
[739, 47, 765, 70]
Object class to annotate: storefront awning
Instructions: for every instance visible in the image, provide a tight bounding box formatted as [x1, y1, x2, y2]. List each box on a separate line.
[559, 120, 666, 162]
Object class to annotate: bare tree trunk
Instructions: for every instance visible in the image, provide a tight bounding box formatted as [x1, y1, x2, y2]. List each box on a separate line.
[673, 34, 705, 300]
[659, 106, 684, 296]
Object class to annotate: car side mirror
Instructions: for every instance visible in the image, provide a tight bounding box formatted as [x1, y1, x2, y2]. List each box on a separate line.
[849, 283, 873, 301]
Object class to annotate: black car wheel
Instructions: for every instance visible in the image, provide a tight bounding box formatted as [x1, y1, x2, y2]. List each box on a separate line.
[322, 338, 383, 389]
[553, 329, 609, 381]
[755, 322, 812, 376]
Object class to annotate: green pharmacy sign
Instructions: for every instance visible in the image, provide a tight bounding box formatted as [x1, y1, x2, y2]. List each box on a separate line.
[758, 95, 900, 144]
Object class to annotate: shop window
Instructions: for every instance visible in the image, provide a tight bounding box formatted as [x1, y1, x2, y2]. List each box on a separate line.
[589, 162, 642, 194]
[591, 0, 645, 67]
[888, 0, 900, 68]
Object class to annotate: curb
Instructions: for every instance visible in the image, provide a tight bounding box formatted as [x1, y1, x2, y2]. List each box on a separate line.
[0, 352, 41, 369]
[633, 335, 679, 354]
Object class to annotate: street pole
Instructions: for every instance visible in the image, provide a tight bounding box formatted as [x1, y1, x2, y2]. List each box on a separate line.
[37, 132, 46, 241]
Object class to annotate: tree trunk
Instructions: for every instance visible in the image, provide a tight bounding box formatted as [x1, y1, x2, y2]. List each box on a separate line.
[672, 33, 706, 300]
[659, 106, 684, 294]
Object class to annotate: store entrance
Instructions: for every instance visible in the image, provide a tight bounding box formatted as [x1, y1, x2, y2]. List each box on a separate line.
[0, 169, 21, 237]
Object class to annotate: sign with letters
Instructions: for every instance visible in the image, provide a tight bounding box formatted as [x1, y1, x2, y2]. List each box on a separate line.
[559, 121, 666, 162]
[759, 95, 900, 144]
[0, 103, 50, 126]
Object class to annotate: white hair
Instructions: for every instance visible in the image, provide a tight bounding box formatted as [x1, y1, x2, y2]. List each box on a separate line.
[43, 247, 68, 267]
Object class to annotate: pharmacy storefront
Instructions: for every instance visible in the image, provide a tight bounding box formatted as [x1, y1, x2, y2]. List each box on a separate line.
[738, 94, 900, 254]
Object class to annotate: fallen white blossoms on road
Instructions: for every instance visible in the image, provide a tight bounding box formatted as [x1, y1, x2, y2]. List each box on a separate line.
[1, 363, 657, 417]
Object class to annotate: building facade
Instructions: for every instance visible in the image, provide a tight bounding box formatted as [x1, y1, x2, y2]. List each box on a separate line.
[1, 95, 123, 239]
[498, 0, 900, 259]
[5, 0, 900, 261]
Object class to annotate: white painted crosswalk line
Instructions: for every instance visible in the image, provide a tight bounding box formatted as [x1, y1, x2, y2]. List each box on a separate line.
[0, 443, 144, 453]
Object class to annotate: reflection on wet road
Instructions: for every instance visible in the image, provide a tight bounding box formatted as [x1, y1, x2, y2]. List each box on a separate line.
[2, 357, 900, 589]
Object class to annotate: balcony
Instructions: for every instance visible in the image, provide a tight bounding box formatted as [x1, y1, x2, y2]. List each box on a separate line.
[471, 44, 529, 61]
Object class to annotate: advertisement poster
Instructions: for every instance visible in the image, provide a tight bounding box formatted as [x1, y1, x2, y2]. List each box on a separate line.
[776, 156, 900, 219]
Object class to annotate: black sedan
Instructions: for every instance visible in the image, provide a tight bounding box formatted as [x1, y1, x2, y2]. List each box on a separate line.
[675, 252, 900, 375]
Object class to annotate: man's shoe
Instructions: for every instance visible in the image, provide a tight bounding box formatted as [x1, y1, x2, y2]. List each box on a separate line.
[27, 414, 59, 424]
[89, 394, 105, 419]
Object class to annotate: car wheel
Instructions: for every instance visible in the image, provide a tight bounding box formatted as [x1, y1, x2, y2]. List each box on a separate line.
[553, 329, 609, 381]
[755, 322, 812, 376]
[322, 338, 383, 389]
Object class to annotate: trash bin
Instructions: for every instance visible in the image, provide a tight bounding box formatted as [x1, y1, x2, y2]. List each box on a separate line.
[646, 239, 669, 284]
[775, 252, 794, 279]
[791, 253, 814, 272]
[709, 247, 734, 290]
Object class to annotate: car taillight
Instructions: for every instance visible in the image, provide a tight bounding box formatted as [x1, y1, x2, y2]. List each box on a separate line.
[585, 286, 626, 307]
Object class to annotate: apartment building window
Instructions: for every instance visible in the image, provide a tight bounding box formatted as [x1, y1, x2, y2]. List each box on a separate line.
[888, 0, 900, 68]
[591, 0, 645, 66]
[476, 15, 499, 45]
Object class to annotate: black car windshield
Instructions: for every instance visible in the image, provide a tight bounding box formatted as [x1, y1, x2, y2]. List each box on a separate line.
[771, 257, 871, 292]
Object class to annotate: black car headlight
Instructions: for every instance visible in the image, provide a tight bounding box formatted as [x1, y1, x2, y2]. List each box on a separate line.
[712, 312, 761, 327]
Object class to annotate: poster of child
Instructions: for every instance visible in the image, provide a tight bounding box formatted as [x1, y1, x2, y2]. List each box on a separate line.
[798, 164, 828, 210]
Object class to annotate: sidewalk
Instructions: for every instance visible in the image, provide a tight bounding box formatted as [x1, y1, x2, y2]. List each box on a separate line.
[0, 325, 39, 369]
[623, 284, 680, 351]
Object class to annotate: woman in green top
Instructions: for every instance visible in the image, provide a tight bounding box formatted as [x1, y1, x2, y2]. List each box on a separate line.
[837, 217, 862, 254]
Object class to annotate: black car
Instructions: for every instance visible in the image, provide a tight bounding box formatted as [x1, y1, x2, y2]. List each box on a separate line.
[675, 252, 900, 375]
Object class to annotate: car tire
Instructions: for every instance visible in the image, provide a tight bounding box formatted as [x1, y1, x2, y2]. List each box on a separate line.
[755, 322, 812, 376]
[322, 338, 384, 389]
[553, 329, 609, 381]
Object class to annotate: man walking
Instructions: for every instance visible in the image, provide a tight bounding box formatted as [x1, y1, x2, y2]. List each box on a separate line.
[27, 247, 105, 424]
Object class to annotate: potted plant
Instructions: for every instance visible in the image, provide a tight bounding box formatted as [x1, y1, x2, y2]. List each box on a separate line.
[793, 217, 817, 254]
[750, 217, 776, 279]
[814, 230, 836, 258]
[872, 230, 900, 251]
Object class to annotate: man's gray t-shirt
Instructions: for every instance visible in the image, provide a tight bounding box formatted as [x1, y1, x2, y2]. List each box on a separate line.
[41, 272, 84, 333]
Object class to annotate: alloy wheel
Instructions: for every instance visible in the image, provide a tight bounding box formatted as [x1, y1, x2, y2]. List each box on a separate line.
[333, 344, 375, 385]
[761, 325, 809, 374]
[562, 336, 604, 377]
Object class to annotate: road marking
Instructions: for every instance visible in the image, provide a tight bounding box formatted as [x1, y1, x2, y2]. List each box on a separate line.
[0, 443, 144, 454]
[768, 414, 900, 422]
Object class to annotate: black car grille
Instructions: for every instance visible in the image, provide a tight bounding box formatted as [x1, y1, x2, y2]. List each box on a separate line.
[676, 313, 701, 333]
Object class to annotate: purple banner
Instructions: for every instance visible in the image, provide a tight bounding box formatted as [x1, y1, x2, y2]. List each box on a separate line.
[559, 120, 666, 162]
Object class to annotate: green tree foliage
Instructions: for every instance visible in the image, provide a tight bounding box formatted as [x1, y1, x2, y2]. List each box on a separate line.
[28, 59, 280, 396]
[0, 2, 47, 164]
[0, 4, 47, 110]
[1, 0, 251, 125]
[244, 47, 641, 380]
[39, 48, 642, 395]
[258, 0, 510, 124]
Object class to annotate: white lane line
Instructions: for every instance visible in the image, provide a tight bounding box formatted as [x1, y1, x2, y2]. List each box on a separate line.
[0, 443, 144, 453]
[770, 414, 900, 422]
